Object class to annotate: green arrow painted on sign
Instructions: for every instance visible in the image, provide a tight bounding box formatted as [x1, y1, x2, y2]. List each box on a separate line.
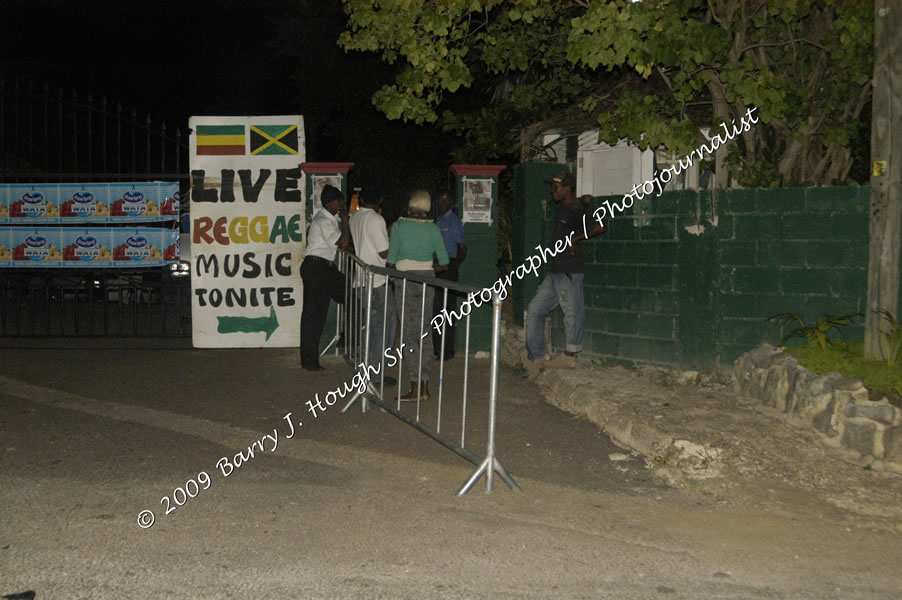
[217, 306, 279, 341]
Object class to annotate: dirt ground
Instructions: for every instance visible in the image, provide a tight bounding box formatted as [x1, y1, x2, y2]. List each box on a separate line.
[1, 341, 900, 599]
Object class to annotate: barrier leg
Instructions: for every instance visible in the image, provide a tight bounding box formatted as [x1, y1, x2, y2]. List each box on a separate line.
[457, 292, 520, 495]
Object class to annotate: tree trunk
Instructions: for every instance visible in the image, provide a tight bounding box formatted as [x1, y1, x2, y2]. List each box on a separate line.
[779, 137, 804, 185]
[864, 0, 902, 360]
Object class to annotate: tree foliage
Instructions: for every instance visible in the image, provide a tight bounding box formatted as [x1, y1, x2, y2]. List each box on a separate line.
[339, 0, 873, 186]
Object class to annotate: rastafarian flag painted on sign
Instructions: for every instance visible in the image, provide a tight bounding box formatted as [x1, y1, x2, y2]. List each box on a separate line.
[196, 125, 246, 155]
[250, 124, 299, 155]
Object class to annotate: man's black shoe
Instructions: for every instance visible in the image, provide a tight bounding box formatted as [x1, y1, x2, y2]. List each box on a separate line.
[302, 364, 325, 372]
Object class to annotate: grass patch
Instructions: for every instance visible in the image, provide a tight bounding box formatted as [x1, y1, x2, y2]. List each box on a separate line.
[785, 341, 902, 408]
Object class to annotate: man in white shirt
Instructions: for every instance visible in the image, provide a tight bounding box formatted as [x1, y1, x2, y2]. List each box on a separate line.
[300, 184, 350, 371]
[348, 186, 396, 383]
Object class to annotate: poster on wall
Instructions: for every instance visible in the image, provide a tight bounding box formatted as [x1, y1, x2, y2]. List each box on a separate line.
[0, 227, 179, 267]
[309, 175, 342, 213]
[189, 115, 306, 348]
[461, 177, 493, 224]
[0, 182, 178, 224]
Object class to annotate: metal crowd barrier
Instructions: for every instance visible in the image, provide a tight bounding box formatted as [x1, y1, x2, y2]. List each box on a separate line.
[326, 250, 519, 495]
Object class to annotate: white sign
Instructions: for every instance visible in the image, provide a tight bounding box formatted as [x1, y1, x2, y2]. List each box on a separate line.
[189, 115, 306, 348]
[462, 177, 493, 224]
[310, 175, 343, 213]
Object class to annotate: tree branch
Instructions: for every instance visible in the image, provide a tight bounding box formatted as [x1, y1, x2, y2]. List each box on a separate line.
[787, 22, 797, 66]
[706, 0, 723, 26]
[740, 39, 826, 57]
[655, 66, 675, 95]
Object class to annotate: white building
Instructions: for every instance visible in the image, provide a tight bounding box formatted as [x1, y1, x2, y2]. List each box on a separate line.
[540, 128, 727, 198]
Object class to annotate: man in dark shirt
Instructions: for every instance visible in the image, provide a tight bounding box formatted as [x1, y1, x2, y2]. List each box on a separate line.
[526, 171, 604, 372]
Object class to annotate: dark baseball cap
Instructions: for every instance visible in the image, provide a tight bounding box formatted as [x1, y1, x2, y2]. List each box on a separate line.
[545, 171, 576, 187]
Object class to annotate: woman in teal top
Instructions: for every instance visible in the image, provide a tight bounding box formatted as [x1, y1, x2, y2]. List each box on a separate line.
[387, 190, 449, 401]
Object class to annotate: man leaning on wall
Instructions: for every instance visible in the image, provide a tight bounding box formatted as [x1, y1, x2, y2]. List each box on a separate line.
[525, 171, 604, 378]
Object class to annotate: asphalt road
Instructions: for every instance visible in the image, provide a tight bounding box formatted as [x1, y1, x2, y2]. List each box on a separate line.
[1, 343, 900, 599]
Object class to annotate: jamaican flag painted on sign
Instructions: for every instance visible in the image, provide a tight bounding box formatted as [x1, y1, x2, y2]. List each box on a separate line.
[250, 124, 299, 155]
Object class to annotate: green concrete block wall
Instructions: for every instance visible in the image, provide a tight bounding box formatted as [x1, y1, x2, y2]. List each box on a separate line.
[517, 180, 884, 369]
[714, 185, 872, 365]
[574, 193, 681, 367]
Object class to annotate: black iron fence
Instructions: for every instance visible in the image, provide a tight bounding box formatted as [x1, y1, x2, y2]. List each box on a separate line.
[0, 269, 191, 337]
[0, 80, 189, 182]
[1, 80, 191, 339]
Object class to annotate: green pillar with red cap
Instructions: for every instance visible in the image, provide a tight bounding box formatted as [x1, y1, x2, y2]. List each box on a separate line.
[449, 164, 506, 353]
[300, 162, 354, 223]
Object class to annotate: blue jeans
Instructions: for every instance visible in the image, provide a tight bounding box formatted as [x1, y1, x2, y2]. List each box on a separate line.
[526, 272, 585, 360]
[365, 285, 396, 371]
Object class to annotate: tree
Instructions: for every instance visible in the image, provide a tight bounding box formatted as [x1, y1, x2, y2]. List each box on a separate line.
[339, 0, 873, 187]
[864, 0, 901, 361]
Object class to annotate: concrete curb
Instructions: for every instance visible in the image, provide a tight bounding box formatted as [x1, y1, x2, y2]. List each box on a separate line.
[500, 323, 726, 486]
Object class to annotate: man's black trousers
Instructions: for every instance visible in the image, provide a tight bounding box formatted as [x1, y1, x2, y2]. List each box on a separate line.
[299, 256, 345, 368]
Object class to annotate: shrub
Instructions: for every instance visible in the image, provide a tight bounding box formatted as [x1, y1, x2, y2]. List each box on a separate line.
[768, 311, 862, 352]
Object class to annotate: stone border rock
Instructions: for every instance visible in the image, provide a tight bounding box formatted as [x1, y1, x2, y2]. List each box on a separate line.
[733, 344, 902, 473]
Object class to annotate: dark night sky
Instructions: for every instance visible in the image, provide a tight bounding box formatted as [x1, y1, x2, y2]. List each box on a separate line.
[1, 0, 321, 137]
[0, 0, 459, 194]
